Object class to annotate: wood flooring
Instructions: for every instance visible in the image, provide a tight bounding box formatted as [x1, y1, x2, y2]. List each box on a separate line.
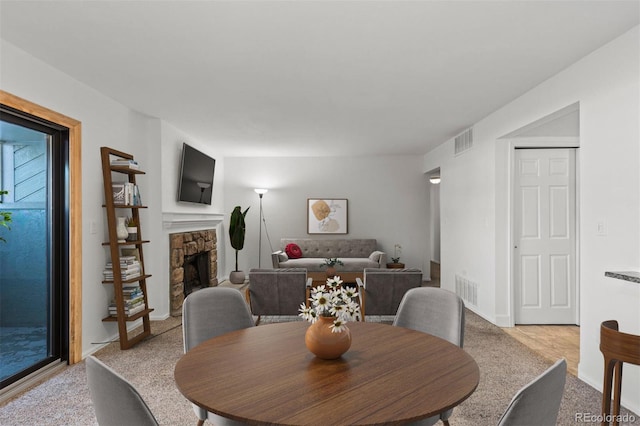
[427, 264, 580, 377]
[502, 324, 580, 376]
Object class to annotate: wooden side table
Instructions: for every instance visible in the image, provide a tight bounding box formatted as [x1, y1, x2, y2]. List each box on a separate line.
[386, 262, 405, 269]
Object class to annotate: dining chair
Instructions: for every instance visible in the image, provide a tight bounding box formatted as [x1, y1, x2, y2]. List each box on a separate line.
[246, 268, 312, 325]
[85, 355, 159, 426]
[600, 320, 640, 425]
[355, 268, 423, 321]
[393, 287, 465, 426]
[182, 287, 254, 426]
[497, 358, 567, 426]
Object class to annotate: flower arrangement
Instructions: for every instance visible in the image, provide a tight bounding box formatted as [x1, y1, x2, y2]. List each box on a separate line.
[391, 243, 402, 263]
[320, 257, 344, 268]
[299, 276, 360, 333]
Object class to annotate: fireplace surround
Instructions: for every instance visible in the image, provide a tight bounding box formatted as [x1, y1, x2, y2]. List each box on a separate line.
[170, 229, 218, 316]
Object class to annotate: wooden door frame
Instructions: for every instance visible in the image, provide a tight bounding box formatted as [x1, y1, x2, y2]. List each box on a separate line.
[0, 90, 82, 364]
[507, 137, 580, 327]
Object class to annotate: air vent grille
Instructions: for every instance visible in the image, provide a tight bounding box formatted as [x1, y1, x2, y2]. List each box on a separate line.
[454, 128, 473, 155]
[455, 274, 477, 306]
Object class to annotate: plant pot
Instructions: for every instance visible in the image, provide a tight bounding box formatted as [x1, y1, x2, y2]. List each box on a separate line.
[229, 270, 245, 284]
[325, 266, 337, 278]
[305, 316, 351, 360]
[126, 227, 137, 241]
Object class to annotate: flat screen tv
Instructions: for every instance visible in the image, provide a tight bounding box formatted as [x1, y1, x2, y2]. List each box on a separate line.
[177, 143, 216, 204]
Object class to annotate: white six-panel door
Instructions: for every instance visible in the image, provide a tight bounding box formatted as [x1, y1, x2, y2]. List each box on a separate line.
[514, 148, 576, 324]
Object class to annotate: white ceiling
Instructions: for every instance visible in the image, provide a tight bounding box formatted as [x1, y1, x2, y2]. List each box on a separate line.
[1, 1, 638, 157]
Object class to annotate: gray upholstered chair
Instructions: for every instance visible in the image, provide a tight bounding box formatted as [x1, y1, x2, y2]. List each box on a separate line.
[355, 268, 423, 321]
[497, 358, 567, 426]
[247, 268, 312, 325]
[182, 287, 254, 426]
[85, 355, 159, 426]
[393, 287, 465, 426]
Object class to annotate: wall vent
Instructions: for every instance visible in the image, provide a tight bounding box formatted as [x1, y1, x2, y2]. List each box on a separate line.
[454, 128, 473, 155]
[455, 274, 477, 306]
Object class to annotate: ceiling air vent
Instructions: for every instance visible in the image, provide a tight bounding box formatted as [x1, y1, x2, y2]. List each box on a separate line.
[454, 128, 473, 155]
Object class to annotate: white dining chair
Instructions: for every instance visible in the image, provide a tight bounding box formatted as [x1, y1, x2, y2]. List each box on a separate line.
[86, 356, 159, 426]
[497, 359, 567, 426]
[393, 287, 465, 426]
[182, 287, 254, 426]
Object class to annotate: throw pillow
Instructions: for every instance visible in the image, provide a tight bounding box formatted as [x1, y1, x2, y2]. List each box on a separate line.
[369, 250, 384, 262]
[285, 243, 303, 259]
[277, 251, 289, 262]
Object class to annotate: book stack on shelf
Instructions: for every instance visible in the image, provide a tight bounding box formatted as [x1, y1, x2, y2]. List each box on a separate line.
[109, 285, 145, 317]
[110, 158, 139, 169]
[111, 182, 142, 206]
[103, 256, 142, 281]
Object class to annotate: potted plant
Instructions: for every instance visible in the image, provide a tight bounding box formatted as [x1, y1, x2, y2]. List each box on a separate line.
[126, 217, 137, 241]
[0, 190, 12, 243]
[391, 244, 402, 263]
[228, 205, 250, 284]
[320, 257, 344, 278]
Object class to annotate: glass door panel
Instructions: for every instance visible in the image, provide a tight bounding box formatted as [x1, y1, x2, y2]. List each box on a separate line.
[0, 117, 62, 387]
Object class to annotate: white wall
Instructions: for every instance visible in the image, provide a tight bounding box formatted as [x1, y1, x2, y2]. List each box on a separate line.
[423, 26, 640, 413]
[0, 40, 230, 355]
[223, 156, 430, 277]
[1, 40, 164, 356]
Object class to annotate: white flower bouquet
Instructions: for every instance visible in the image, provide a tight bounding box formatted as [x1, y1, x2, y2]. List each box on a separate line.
[299, 276, 360, 332]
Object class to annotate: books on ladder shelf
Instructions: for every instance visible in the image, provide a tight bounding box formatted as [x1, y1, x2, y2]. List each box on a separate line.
[110, 159, 139, 169]
[109, 284, 145, 317]
[111, 182, 142, 206]
[103, 256, 142, 281]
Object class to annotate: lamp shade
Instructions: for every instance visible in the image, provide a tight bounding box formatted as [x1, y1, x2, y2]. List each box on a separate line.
[254, 188, 268, 195]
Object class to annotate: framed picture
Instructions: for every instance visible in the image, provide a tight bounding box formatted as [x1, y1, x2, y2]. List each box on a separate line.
[307, 198, 348, 234]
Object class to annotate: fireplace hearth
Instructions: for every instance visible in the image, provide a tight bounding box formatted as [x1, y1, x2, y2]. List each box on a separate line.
[170, 229, 218, 316]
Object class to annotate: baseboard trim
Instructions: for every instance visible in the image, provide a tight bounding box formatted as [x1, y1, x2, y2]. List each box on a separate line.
[494, 315, 513, 327]
[579, 369, 640, 416]
[0, 360, 67, 404]
[465, 304, 496, 325]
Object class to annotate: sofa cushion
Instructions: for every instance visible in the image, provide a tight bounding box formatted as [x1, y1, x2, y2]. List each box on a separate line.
[279, 258, 380, 272]
[281, 238, 377, 258]
[285, 243, 303, 259]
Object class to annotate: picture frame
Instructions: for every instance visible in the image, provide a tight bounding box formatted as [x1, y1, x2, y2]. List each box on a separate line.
[307, 198, 348, 234]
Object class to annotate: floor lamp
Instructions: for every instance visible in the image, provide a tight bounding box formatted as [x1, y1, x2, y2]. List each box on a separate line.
[254, 188, 268, 267]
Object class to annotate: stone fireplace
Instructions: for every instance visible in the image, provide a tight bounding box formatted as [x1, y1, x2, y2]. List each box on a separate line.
[169, 229, 218, 316]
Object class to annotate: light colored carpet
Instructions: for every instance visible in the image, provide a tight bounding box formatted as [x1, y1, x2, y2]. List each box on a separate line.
[0, 311, 636, 425]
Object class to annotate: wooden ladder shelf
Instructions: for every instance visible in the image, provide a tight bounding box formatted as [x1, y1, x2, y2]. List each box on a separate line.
[100, 146, 153, 349]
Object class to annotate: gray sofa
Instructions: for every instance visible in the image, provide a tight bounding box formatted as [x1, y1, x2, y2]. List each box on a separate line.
[271, 238, 386, 272]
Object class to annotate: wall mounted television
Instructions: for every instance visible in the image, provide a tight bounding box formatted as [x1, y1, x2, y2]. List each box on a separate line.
[177, 143, 216, 205]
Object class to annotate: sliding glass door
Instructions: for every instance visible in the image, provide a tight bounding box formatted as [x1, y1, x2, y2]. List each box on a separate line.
[0, 108, 69, 389]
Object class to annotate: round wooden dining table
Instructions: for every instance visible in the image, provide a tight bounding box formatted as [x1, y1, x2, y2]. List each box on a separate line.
[174, 321, 479, 426]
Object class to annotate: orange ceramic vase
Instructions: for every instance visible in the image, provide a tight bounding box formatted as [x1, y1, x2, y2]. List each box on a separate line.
[305, 316, 352, 359]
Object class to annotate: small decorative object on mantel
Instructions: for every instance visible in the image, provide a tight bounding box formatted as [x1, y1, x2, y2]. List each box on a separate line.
[320, 257, 344, 278]
[299, 276, 360, 359]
